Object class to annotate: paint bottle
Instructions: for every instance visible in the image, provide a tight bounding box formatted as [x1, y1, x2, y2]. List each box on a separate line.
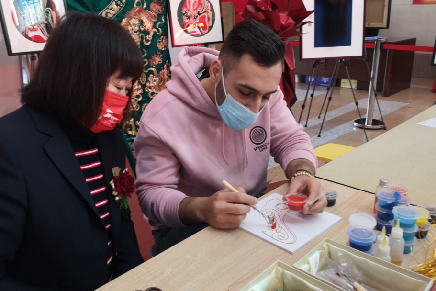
[374, 226, 389, 257]
[390, 220, 404, 266]
[376, 236, 391, 262]
[374, 179, 389, 213]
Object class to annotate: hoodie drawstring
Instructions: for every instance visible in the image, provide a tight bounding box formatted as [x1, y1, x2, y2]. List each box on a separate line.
[221, 123, 229, 166]
[243, 129, 248, 169]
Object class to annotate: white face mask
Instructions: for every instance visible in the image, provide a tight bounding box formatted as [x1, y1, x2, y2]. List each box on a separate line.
[214, 70, 264, 131]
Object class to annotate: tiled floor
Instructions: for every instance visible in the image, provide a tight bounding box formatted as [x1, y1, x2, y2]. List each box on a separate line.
[267, 78, 436, 185]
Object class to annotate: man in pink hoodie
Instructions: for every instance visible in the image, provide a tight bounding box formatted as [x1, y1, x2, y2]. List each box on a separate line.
[135, 19, 327, 256]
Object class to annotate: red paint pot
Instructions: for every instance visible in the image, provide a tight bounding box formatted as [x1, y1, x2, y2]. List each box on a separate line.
[287, 193, 307, 212]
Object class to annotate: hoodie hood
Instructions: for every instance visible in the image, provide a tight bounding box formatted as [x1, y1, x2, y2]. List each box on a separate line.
[166, 46, 221, 119]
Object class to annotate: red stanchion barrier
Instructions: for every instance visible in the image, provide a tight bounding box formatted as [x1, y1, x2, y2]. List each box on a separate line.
[290, 42, 434, 53]
[382, 44, 434, 53]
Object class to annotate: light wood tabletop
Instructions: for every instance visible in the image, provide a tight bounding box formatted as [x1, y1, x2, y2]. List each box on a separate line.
[316, 105, 436, 207]
[98, 179, 433, 291]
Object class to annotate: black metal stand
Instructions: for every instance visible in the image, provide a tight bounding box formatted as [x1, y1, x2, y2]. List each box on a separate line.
[298, 60, 326, 125]
[361, 48, 386, 130]
[317, 59, 369, 142]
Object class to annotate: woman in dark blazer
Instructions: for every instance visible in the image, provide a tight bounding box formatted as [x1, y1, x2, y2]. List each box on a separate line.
[0, 13, 144, 290]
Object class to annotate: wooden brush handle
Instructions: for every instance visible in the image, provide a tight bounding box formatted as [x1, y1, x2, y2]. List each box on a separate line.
[353, 282, 367, 291]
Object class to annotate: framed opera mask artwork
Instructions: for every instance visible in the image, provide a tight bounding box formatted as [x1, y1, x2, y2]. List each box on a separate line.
[0, 0, 66, 55]
[168, 0, 224, 47]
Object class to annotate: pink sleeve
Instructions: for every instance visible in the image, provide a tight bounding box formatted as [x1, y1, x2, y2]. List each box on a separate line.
[134, 123, 187, 228]
[269, 89, 318, 173]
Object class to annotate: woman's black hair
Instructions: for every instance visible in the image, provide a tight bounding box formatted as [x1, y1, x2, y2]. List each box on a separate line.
[21, 13, 143, 128]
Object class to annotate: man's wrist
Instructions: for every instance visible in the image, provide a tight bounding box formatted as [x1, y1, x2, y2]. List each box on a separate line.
[286, 158, 316, 179]
[291, 169, 314, 180]
[179, 196, 208, 226]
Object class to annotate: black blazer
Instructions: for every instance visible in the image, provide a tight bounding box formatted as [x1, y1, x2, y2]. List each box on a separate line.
[0, 106, 143, 291]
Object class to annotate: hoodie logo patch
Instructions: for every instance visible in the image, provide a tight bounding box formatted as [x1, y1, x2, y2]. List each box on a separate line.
[250, 126, 267, 145]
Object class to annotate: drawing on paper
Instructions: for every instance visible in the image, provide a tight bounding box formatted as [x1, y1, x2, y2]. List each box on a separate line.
[261, 198, 297, 244]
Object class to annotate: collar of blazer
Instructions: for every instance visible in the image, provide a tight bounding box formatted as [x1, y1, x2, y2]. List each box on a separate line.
[26, 106, 123, 243]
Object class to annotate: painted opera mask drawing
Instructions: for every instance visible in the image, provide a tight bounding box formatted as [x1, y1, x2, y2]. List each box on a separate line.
[261, 198, 297, 244]
[178, 0, 214, 37]
[10, 0, 58, 43]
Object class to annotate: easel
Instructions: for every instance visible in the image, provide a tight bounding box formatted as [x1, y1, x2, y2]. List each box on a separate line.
[297, 59, 328, 126]
[298, 48, 387, 142]
[317, 59, 368, 141]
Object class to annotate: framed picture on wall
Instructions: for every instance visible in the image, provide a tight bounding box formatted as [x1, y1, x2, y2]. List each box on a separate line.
[301, 0, 365, 60]
[0, 0, 66, 56]
[168, 0, 224, 47]
[365, 0, 391, 29]
[432, 37, 436, 66]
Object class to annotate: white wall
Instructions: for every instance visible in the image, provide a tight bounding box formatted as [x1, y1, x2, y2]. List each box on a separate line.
[0, 23, 22, 117]
[379, 0, 436, 46]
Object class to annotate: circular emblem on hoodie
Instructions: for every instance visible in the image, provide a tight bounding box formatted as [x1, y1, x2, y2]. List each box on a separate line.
[250, 126, 267, 145]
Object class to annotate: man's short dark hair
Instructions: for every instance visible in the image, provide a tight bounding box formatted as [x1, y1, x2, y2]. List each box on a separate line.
[21, 13, 143, 128]
[219, 18, 285, 75]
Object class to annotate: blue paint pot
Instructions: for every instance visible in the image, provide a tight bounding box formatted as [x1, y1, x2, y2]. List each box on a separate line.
[403, 225, 418, 242]
[393, 206, 420, 229]
[375, 217, 393, 234]
[375, 203, 394, 221]
[404, 237, 417, 254]
[376, 189, 402, 210]
[347, 226, 376, 252]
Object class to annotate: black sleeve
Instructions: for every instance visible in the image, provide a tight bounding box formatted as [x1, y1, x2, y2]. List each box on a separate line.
[0, 140, 49, 291]
[112, 206, 144, 277]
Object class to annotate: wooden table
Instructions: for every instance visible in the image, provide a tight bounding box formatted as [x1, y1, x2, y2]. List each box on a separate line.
[98, 179, 430, 291]
[294, 37, 416, 97]
[316, 105, 436, 207]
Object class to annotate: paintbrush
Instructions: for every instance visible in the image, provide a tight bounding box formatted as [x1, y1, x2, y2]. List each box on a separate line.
[306, 190, 326, 206]
[221, 180, 274, 225]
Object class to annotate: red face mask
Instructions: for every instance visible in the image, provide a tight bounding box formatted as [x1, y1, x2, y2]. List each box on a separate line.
[90, 90, 129, 133]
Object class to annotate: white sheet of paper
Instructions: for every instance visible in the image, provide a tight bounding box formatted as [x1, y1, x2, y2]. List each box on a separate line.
[239, 193, 342, 254]
[417, 117, 436, 129]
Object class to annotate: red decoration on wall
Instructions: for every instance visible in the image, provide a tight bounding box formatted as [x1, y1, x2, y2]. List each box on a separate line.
[239, 0, 314, 107]
[413, 0, 436, 4]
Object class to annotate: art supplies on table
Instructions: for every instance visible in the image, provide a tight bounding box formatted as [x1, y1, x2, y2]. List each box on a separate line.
[389, 220, 404, 266]
[412, 206, 430, 228]
[423, 204, 436, 224]
[325, 190, 338, 207]
[374, 226, 388, 257]
[415, 222, 431, 239]
[347, 226, 376, 255]
[239, 261, 341, 291]
[239, 193, 342, 254]
[286, 193, 307, 212]
[293, 239, 434, 291]
[349, 213, 376, 229]
[373, 179, 389, 213]
[375, 236, 391, 262]
[376, 189, 401, 210]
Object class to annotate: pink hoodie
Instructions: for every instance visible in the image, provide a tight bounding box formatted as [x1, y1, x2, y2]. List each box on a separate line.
[134, 47, 317, 230]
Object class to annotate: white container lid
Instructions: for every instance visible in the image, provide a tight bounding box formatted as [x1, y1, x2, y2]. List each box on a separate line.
[349, 213, 377, 229]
